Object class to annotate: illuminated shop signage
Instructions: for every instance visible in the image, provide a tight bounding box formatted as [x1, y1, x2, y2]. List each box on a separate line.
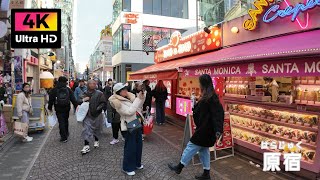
[123, 13, 139, 24]
[183, 59, 320, 77]
[155, 26, 222, 63]
[243, 0, 319, 31]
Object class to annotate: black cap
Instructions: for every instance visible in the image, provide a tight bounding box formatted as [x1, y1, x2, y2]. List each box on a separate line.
[58, 76, 68, 83]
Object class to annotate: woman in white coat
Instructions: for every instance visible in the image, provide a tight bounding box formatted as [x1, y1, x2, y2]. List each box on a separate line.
[109, 83, 146, 176]
[16, 83, 33, 142]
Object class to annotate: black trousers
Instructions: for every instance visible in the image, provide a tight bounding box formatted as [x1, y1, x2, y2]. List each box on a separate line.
[56, 111, 70, 140]
[112, 122, 125, 139]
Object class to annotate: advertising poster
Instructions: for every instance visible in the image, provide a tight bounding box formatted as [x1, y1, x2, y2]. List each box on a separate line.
[176, 97, 192, 117]
[14, 56, 23, 91]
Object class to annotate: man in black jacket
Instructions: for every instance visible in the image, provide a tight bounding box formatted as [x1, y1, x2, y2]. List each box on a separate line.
[143, 80, 152, 114]
[103, 78, 113, 100]
[48, 76, 78, 142]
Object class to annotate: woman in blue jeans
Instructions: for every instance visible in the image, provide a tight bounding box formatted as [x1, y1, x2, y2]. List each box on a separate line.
[109, 83, 146, 176]
[152, 80, 168, 125]
[168, 74, 224, 180]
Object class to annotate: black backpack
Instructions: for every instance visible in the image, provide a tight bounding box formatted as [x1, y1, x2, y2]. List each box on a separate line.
[56, 87, 70, 106]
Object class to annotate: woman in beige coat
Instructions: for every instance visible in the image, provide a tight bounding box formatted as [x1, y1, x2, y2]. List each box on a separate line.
[109, 83, 145, 176]
[16, 83, 33, 142]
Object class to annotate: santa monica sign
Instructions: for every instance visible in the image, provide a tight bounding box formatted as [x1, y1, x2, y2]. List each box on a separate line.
[183, 59, 320, 77]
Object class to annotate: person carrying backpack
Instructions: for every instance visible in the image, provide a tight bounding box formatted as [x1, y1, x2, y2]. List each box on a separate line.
[48, 76, 78, 142]
[168, 74, 224, 180]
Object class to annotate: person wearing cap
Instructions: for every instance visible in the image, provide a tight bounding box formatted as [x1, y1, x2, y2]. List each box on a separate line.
[109, 83, 146, 176]
[74, 79, 87, 103]
[48, 76, 78, 143]
[80, 80, 107, 154]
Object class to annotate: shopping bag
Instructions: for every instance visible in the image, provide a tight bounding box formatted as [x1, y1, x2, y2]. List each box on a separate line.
[104, 112, 111, 128]
[143, 109, 154, 135]
[0, 114, 8, 137]
[14, 121, 28, 138]
[76, 102, 89, 122]
[48, 113, 57, 128]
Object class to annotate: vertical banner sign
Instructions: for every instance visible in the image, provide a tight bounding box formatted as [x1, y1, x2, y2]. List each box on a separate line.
[14, 56, 23, 91]
[11, 9, 61, 48]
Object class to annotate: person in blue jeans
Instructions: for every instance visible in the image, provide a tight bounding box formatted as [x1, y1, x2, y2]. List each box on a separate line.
[109, 83, 146, 176]
[168, 74, 224, 180]
[152, 80, 168, 125]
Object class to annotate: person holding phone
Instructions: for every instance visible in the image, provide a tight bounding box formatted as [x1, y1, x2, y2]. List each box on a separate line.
[109, 83, 146, 176]
[168, 74, 224, 180]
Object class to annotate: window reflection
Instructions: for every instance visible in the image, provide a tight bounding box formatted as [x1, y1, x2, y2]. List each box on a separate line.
[143, 0, 189, 19]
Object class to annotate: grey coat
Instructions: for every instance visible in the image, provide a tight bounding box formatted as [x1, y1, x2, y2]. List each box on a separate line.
[107, 101, 121, 123]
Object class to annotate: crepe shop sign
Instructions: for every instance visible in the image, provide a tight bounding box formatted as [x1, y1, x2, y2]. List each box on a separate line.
[155, 27, 222, 63]
[243, 0, 319, 31]
[184, 60, 320, 77]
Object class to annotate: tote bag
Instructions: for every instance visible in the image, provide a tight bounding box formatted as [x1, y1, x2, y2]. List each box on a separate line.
[14, 122, 28, 138]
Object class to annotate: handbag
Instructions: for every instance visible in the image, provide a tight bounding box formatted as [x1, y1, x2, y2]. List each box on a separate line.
[126, 119, 142, 133]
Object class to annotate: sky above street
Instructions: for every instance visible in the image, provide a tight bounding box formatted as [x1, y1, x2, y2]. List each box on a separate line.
[73, 0, 112, 72]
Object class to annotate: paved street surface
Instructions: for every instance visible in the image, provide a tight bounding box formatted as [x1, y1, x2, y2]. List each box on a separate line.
[1, 114, 295, 180]
[0, 129, 49, 180]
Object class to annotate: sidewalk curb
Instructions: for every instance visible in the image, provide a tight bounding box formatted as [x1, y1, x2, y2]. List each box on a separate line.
[0, 133, 18, 158]
[21, 127, 53, 180]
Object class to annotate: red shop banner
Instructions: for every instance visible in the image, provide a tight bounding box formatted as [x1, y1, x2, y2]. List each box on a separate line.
[155, 26, 222, 63]
[182, 59, 320, 78]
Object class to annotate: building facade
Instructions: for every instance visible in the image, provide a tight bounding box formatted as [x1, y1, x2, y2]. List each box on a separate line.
[89, 26, 113, 82]
[111, 0, 201, 83]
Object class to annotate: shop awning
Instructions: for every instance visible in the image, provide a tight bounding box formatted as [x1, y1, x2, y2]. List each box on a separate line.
[182, 29, 320, 68]
[129, 58, 196, 80]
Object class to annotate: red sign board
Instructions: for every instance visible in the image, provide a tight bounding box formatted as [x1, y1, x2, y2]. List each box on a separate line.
[155, 26, 222, 63]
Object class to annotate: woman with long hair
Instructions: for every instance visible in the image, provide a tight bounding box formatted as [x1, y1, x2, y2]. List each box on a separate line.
[152, 80, 168, 125]
[16, 83, 33, 142]
[168, 74, 224, 180]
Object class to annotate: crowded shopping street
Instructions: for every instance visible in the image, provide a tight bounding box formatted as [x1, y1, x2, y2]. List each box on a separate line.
[0, 113, 290, 180]
[1, 0, 320, 179]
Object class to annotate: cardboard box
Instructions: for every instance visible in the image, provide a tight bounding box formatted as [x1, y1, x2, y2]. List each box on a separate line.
[3, 111, 12, 123]
[3, 105, 12, 112]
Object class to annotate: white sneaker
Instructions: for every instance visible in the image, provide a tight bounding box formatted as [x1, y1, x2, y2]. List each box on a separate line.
[24, 136, 33, 142]
[94, 141, 99, 148]
[137, 165, 144, 170]
[110, 139, 119, 145]
[123, 170, 135, 176]
[81, 145, 90, 154]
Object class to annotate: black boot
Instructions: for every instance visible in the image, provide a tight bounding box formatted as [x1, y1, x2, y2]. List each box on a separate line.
[168, 162, 184, 174]
[195, 169, 211, 180]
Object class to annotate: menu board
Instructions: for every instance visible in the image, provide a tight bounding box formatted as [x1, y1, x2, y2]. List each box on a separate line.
[165, 95, 172, 109]
[163, 80, 172, 94]
[215, 114, 233, 150]
[176, 97, 193, 117]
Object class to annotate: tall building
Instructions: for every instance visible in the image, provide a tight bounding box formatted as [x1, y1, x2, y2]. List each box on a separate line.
[111, 0, 199, 82]
[89, 26, 113, 82]
[53, 0, 74, 79]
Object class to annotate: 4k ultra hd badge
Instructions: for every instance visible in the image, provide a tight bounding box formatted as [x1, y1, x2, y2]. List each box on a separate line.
[11, 9, 61, 48]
